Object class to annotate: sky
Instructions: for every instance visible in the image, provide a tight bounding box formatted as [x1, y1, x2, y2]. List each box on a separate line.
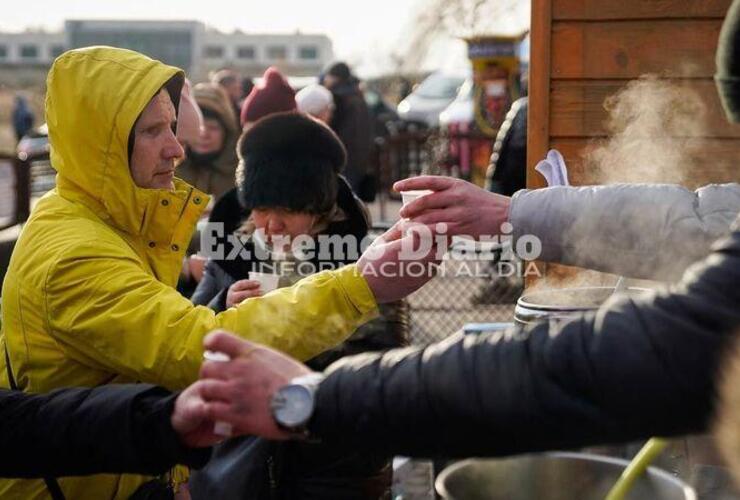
[0, 0, 529, 76]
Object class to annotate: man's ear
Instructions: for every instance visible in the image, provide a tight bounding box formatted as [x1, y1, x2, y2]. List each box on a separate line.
[127, 127, 136, 166]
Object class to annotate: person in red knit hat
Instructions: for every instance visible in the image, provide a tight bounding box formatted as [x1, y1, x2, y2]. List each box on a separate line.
[240, 67, 296, 128]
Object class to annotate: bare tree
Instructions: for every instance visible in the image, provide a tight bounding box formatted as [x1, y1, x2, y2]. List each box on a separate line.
[398, 0, 525, 72]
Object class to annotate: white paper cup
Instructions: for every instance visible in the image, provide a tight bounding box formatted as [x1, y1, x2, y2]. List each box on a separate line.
[400, 190, 433, 208]
[400, 190, 434, 237]
[203, 350, 233, 437]
[213, 421, 233, 438]
[249, 271, 279, 293]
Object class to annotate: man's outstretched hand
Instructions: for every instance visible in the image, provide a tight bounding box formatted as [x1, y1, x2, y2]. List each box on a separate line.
[395, 176, 511, 238]
[357, 219, 444, 303]
[197, 330, 313, 440]
[171, 380, 225, 448]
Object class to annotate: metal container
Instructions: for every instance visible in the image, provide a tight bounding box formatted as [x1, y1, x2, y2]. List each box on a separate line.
[436, 452, 696, 500]
[515, 286, 650, 325]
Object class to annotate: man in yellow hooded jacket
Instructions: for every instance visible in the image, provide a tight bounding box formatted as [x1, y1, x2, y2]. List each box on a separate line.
[0, 46, 441, 499]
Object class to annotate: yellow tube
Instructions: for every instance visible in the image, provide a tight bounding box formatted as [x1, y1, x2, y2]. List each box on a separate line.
[604, 438, 669, 500]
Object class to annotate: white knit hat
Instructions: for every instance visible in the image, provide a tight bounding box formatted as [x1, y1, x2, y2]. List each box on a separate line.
[295, 84, 335, 117]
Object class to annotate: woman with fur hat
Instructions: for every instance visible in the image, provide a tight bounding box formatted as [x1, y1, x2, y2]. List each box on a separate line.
[189, 112, 407, 499]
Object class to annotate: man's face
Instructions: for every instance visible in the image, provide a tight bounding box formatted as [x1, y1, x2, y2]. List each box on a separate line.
[130, 90, 184, 190]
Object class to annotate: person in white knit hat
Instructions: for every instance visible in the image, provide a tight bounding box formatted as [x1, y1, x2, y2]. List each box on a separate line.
[295, 83, 335, 123]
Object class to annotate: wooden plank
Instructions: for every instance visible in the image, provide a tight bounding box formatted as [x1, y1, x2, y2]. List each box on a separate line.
[527, 0, 552, 190]
[552, 20, 723, 79]
[526, 0, 553, 287]
[553, 0, 731, 21]
[548, 137, 740, 188]
[550, 79, 740, 138]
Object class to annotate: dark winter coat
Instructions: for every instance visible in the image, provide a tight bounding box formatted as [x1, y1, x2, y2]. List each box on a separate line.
[328, 79, 374, 200]
[485, 97, 527, 196]
[0, 384, 208, 478]
[206, 187, 246, 246]
[308, 216, 740, 458]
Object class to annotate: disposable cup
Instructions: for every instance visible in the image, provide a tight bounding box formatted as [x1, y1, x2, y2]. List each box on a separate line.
[203, 350, 233, 436]
[400, 190, 434, 237]
[400, 190, 433, 208]
[248, 272, 279, 293]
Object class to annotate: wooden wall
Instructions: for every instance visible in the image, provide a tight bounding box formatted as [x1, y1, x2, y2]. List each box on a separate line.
[528, 0, 740, 190]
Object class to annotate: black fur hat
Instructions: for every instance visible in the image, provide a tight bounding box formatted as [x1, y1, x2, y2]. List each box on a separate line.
[236, 112, 347, 214]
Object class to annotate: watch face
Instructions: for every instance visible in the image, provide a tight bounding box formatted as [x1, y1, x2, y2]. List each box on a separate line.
[273, 384, 314, 428]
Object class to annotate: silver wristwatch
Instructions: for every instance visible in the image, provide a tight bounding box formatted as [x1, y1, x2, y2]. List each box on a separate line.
[270, 372, 325, 435]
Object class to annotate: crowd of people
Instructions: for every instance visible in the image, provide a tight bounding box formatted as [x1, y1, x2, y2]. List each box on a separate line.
[0, 1, 740, 498]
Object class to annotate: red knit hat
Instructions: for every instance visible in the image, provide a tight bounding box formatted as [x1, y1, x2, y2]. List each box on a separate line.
[240, 67, 296, 126]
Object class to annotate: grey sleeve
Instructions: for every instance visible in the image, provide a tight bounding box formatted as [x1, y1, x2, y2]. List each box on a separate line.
[510, 183, 740, 281]
[190, 259, 234, 312]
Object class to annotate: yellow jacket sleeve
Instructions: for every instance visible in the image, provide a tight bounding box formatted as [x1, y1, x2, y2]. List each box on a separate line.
[44, 239, 378, 390]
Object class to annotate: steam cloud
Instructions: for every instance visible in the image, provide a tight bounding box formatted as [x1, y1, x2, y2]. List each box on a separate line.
[530, 76, 720, 293]
[584, 75, 709, 185]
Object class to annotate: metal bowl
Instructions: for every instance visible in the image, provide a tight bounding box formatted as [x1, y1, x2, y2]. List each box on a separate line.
[436, 452, 696, 500]
[515, 286, 651, 325]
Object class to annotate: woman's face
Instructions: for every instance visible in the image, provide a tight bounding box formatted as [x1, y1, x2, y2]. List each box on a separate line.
[251, 208, 316, 248]
[191, 117, 225, 155]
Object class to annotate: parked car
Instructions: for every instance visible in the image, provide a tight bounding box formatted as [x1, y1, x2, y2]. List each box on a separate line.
[397, 71, 468, 128]
[16, 123, 49, 161]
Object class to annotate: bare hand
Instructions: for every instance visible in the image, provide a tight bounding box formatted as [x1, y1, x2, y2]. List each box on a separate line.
[198, 330, 312, 440]
[394, 176, 512, 238]
[226, 280, 262, 307]
[171, 380, 225, 448]
[357, 219, 444, 303]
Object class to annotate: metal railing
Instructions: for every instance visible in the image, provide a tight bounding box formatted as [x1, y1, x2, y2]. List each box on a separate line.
[0, 152, 31, 231]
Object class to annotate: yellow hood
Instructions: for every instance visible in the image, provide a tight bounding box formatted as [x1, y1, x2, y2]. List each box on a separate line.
[46, 46, 187, 236]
